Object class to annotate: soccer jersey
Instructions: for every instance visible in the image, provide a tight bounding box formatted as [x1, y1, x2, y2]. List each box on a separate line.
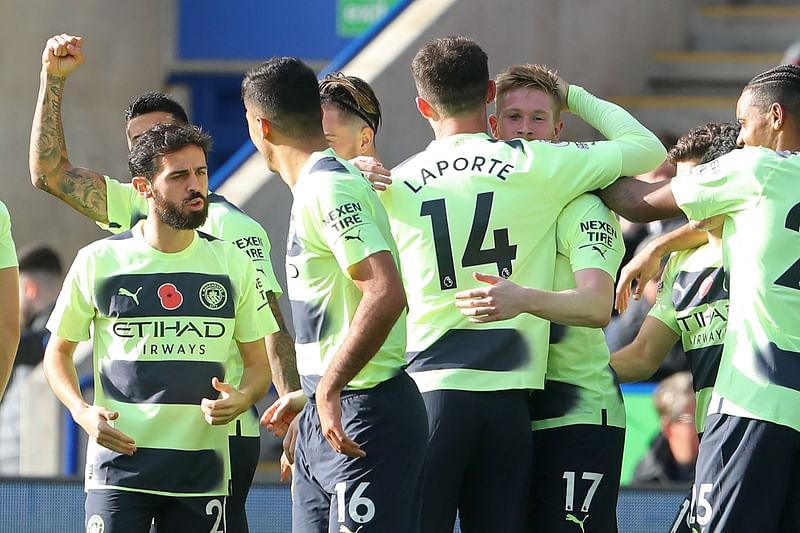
[380, 86, 666, 393]
[100, 177, 279, 437]
[531, 194, 626, 430]
[671, 146, 800, 431]
[0, 201, 17, 269]
[47, 223, 277, 496]
[648, 243, 726, 433]
[287, 149, 406, 397]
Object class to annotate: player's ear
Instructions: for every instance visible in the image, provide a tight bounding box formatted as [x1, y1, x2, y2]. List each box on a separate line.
[769, 102, 785, 131]
[486, 80, 497, 104]
[488, 114, 499, 139]
[132, 176, 153, 199]
[256, 115, 272, 140]
[358, 126, 374, 156]
[415, 96, 438, 121]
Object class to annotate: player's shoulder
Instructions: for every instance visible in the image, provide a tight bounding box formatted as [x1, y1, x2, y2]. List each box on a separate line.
[558, 193, 618, 229]
[204, 192, 267, 236]
[0, 199, 10, 219]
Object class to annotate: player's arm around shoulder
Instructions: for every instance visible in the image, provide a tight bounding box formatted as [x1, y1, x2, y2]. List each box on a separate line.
[30, 34, 109, 224]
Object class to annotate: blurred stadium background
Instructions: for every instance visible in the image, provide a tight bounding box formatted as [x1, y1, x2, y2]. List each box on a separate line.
[1, 0, 797, 531]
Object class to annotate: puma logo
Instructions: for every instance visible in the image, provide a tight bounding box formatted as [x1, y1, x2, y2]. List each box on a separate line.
[344, 230, 364, 243]
[339, 526, 363, 533]
[566, 513, 589, 533]
[591, 245, 607, 259]
[118, 286, 143, 306]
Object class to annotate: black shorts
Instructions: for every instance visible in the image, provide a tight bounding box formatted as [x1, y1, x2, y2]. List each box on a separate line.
[292, 372, 428, 533]
[420, 389, 531, 533]
[690, 413, 800, 532]
[85, 489, 227, 533]
[227, 434, 260, 533]
[528, 424, 624, 533]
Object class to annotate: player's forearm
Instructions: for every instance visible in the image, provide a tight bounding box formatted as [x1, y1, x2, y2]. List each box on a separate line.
[238, 348, 272, 409]
[265, 292, 301, 395]
[610, 341, 662, 383]
[568, 86, 666, 176]
[30, 70, 69, 186]
[597, 177, 682, 223]
[43, 342, 88, 415]
[0, 269, 20, 402]
[650, 223, 709, 256]
[319, 285, 405, 394]
[525, 286, 611, 328]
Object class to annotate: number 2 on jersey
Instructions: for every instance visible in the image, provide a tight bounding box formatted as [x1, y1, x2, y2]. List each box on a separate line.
[775, 202, 800, 291]
[421, 192, 517, 290]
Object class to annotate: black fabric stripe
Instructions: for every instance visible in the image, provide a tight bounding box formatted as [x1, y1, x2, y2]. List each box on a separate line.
[286, 218, 303, 258]
[100, 359, 224, 404]
[406, 328, 530, 373]
[529, 380, 581, 421]
[685, 345, 723, 391]
[107, 230, 134, 241]
[309, 156, 348, 175]
[753, 342, 800, 392]
[94, 446, 224, 493]
[209, 192, 245, 214]
[98, 272, 235, 318]
[673, 266, 728, 312]
[301, 374, 321, 398]
[197, 230, 220, 242]
[290, 299, 327, 344]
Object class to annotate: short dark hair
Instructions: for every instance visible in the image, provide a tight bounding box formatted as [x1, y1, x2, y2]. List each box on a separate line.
[18, 244, 61, 276]
[241, 57, 323, 139]
[128, 123, 212, 181]
[668, 122, 740, 165]
[319, 73, 382, 133]
[743, 65, 800, 121]
[124, 92, 189, 124]
[411, 36, 489, 117]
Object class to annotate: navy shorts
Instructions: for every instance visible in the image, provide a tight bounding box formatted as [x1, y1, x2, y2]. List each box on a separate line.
[292, 372, 428, 533]
[85, 489, 227, 533]
[690, 413, 800, 532]
[420, 389, 532, 533]
[528, 424, 624, 533]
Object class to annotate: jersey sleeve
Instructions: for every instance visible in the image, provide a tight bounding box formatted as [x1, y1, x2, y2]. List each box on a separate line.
[557, 195, 625, 279]
[309, 175, 393, 275]
[647, 253, 681, 334]
[232, 253, 279, 343]
[671, 147, 767, 221]
[46, 249, 95, 342]
[225, 218, 283, 298]
[97, 176, 147, 234]
[0, 201, 18, 269]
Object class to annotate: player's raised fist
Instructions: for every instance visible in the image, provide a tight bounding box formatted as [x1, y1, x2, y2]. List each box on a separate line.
[42, 33, 84, 77]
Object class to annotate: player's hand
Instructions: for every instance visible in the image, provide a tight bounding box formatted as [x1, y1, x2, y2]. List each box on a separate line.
[454, 272, 528, 323]
[42, 34, 84, 77]
[351, 156, 392, 191]
[261, 389, 307, 437]
[280, 417, 299, 482]
[200, 377, 249, 426]
[73, 404, 136, 456]
[615, 243, 664, 314]
[315, 383, 366, 458]
[555, 74, 570, 112]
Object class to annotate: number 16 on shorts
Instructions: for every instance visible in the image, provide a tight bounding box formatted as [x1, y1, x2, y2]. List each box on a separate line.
[335, 481, 376, 527]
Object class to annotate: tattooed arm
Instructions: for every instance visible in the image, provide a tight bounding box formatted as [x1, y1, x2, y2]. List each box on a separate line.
[264, 291, 301, 395]
[29, 34, 109, 224]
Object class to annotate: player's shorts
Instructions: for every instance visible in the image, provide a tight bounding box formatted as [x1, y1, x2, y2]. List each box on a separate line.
[85, 489, 227, 533]
[292, 372, 428, 533]
[690, 413, 800, 532]
[419, 389, 531, 533]
[528, 423, 624, 533]
[227, 431, 260, 533]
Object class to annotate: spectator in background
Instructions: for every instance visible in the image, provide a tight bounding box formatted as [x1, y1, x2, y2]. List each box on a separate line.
[0, 244, 60, 474]
[633, 372, 698, 485]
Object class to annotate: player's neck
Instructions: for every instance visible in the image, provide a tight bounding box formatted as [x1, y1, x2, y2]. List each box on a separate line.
[431, 113, 489, 140]
[140, 217, 195, 253]
[272, 138, 329, 189]
[707, 229, 723, 249]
